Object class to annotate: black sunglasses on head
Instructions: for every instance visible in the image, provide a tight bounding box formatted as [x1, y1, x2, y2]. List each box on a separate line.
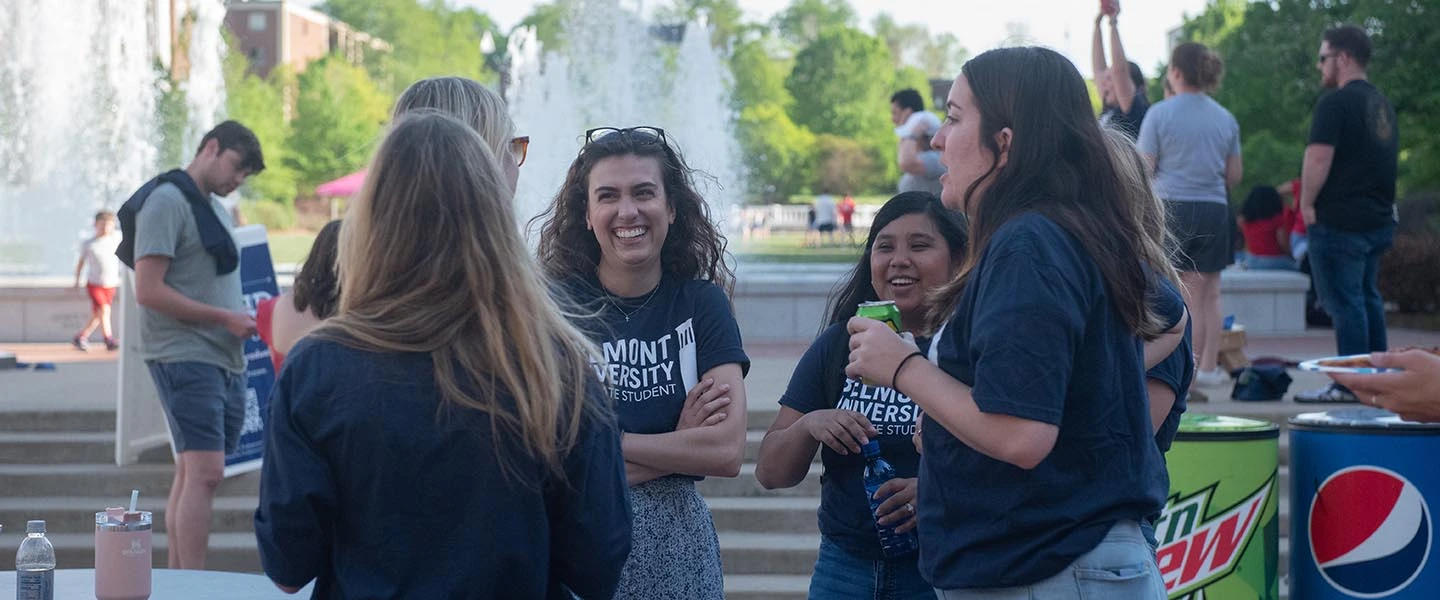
[584, 126, 667, 146]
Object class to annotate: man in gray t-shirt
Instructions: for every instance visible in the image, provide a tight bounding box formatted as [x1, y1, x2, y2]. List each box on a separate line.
[131, 121, 264, 570]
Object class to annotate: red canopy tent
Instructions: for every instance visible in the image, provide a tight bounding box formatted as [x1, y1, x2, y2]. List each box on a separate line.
[314, 170, 366, 219]
[315, 170, 367, 197]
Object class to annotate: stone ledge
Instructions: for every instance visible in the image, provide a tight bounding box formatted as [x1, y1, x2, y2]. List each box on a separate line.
[0, 266, 1314, 343]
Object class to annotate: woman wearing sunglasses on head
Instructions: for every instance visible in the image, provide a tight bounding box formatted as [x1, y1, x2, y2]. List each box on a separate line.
[535, 126, 748, 599]
[391, 77, 530, 190]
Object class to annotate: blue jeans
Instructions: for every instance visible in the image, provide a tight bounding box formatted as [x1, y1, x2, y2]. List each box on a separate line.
[933, 520, 1165, 599]
[810, 536, 933, 600]
[1240, 253, 1297, 271]
[1307, 222, 1395, 356]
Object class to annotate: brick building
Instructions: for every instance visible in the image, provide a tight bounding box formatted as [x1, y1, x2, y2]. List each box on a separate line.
[223, 0, 387, 78]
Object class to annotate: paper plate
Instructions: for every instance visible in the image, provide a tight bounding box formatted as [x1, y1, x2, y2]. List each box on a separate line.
[1297, 354, 1404, 374]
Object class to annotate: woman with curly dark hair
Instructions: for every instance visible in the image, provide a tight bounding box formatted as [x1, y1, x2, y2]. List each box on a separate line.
[534, 126, 747, 599]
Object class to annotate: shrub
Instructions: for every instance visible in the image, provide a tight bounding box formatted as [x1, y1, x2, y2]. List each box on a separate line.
[1379, 232, 1440, 313]
[239, 199, 297, 232]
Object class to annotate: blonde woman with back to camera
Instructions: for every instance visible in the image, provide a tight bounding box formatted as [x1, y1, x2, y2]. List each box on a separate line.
[391, 76, 530, 192]
[254, 111, 631, 599]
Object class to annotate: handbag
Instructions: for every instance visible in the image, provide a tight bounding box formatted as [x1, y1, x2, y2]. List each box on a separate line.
[1230, 364, 1293, 401]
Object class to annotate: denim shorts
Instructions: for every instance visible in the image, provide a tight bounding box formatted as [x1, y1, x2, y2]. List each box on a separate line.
[146, 360, 247, 454]
[933, 520, 1166, 599]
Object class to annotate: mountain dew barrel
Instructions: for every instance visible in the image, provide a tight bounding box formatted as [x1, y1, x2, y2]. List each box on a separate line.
[1155, 414, 1279, 599]
[856, 300, 902, 332]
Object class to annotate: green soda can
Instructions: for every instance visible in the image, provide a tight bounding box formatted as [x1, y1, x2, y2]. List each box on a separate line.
[855, 301, 902, 386]
[856, 300, 902, 332]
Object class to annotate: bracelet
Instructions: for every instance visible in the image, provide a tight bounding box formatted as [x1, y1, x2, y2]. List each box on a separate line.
[892, 351, 926, 392]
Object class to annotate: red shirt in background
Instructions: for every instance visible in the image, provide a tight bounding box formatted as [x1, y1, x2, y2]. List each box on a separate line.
[255, 296, 285, 371]
[1242, 211, 1291, 257]
[838, 196, 856, 226]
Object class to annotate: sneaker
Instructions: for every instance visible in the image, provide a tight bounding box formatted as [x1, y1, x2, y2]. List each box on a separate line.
[1293, 383, 1359, 403]
[1194, 368, 1230, 388]
[104, 337, 119, 351]
[71, 335, 90, 352]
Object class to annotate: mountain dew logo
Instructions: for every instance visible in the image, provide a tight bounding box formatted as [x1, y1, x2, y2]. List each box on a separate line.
[1154, 475, 1274, 598]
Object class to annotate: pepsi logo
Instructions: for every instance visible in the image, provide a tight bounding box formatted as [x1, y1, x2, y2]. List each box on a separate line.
[1310, 466, 1431, 597]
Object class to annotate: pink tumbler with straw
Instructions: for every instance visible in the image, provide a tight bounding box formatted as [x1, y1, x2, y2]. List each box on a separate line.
[94, 507, 151, 600]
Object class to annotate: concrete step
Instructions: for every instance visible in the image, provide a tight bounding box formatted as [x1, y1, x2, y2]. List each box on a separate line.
[748, 406, 781, 433]
[708, 496, 819, 534]
[0, 463, 260, 497]
[0, 496, 258, 535]
[719, 531, 820, 576]
[0, 410, 115, 433]
[0, 531, 262, 573]
[698, 463, 820, 497]
[724, 574, 809, 600]
[0, 431, 115, 463]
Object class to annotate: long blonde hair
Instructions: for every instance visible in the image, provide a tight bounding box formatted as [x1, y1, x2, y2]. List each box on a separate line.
[1102, 127, 1181, 288]
[317, 110, 604, 483]
[392, 76, 514, 160]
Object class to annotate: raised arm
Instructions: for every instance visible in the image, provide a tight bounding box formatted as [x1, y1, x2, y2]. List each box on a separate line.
[1091, 14, 1108, 89]
[1107, 16, 1137, 112]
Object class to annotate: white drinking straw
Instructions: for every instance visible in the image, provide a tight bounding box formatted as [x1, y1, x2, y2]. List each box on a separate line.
[129, 489, 139, 512]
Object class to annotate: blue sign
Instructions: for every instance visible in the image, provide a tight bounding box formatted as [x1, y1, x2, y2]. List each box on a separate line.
[226, 225, 279, 476]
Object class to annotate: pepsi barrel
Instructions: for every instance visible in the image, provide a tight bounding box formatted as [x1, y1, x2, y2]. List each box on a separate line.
[1157, 414, 1279, 598]
[1290, 408, 1439, 599]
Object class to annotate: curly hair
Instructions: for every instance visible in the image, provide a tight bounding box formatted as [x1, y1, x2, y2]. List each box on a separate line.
[533, 128, 734, 293]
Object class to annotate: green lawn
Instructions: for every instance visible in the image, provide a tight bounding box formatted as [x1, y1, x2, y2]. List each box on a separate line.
[732, 232, 863, 263]
[267, 231, 318, 265]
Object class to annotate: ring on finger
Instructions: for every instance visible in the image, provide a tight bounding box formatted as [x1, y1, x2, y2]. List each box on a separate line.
[905, 502, 914, 514]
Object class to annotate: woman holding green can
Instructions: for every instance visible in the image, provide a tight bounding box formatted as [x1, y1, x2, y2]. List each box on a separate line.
[756, 191, 968, 599]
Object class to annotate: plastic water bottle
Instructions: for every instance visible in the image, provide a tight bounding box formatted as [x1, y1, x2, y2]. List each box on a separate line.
[16, 520, 55, 600]
[862, 441, 919, 557]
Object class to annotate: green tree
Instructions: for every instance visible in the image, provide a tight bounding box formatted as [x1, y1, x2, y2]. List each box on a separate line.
[785, 27, 895, 191]
[223, 34, 298, 205]
[515, 2, 569, 51]
[735, 103, 817, 202]
[920, 33, 968, 79]
[871, 13, 928, 71]
[288, 56, 392, 191]
[815, 134, 874, 195]
[730, 37, 792, 109]
[321, 0, 496, 93]
[773, 0, 857, 47]
[785, 27, 892, 140]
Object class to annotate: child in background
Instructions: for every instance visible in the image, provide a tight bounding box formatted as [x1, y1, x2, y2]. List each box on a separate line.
[72, 210, 122, 351]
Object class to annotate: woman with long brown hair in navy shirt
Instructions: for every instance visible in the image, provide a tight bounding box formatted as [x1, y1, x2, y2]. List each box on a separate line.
[846, 47, 1174, 597]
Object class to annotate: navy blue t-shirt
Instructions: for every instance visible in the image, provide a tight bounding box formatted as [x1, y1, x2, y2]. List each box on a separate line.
[255, 338, 632, 599]
[1147, 277, 1193, 453]
[918, 213, 1169, 589]
[779, 323, 923, 560]
[565, 273, 749, 435]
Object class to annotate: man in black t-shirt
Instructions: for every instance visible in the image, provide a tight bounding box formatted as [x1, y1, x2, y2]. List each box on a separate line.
[1296, 25, 1399, 404]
